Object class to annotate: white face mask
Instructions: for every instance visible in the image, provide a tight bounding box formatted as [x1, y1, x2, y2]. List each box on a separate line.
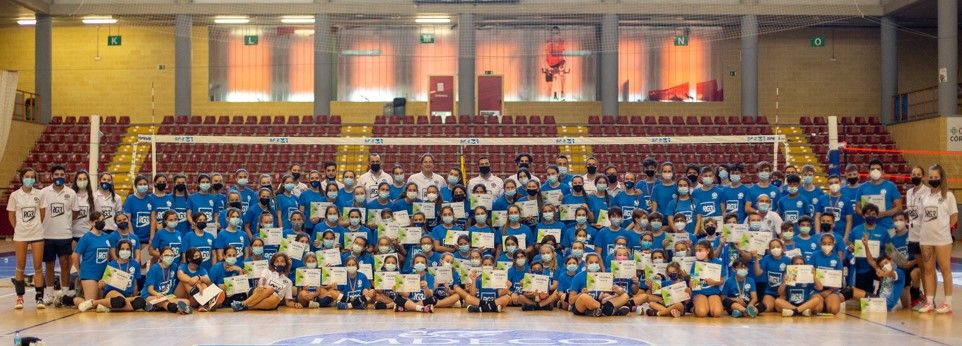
[869, 169, 882, 180]
[673, 222, 686, 231]
[822, 245, 834, 255]
[829, 183, 841, 193]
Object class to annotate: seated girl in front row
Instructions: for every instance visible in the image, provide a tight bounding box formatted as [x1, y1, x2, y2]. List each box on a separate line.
[231, 253, 303, 311]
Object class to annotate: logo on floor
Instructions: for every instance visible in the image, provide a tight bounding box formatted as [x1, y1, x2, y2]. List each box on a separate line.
[274, 329, 651, 345]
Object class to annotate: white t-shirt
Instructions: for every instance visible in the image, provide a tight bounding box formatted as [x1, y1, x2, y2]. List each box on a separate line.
[918, 190, 958, 246]
[73, 191, 92, 238]
[93, 191, 123, 231]
[39, 185, 79, 240]
[407, 172, 446, 199]
[506, 174, 541, 190]
[7, 188, 44, 242]
[760, 211, 784, 238]
[905, 185, 930, 243]
[467, 174, 505, 197]
[581, 174, 600, 194]
[357, 170, 395, 199]
[321, 180, 344, 192]
[258, 269, 294, 301]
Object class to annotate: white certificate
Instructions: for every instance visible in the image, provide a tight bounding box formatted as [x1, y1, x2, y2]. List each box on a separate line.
[244, 260, 268, 279]
[816, 268, 843, 288]
[373, 254, 398, 272]
[431, 266, 453, 284]
[379, 223, 400, 240]
[399, 227, 422, 245]
[692, 261, 722, 282]
[785, 265, 814, 286]
[673, 256, 696, 274]
[471, 232, 495, 249]
[319, 249, 342, 266]
[367, 208, 384, 225]
[413, 203, 436, 219]
[284, 240, 307, 261]
[321, 267, 347, 285]
[522, 273, 550, 292]
[536, 228, 562, 243]
[748, 231, 773, 254]
[516, 200, 539, 218]
[860, 297, 887, 312]
[559, 204, 580, 221]
[192, 285, 223, 305]
[661, 281, 690, 306]
[491, 211, 508, 227]
[295, 268, 321, 287]
[358, 263, 373, 280]
[392, 211, 411, 226]
[471, 194, 493, 211]
[443, 202, 466, 219]
[443, 230, 469, 246]
[853, 240, 881, 258]
[482, 268, 508, 289]
[541, 190, 563, 206]
[374, 271, 398, 290]
[721, 223, 747, 241]
[259, 227, 283, 246]
[224, 275, 250, 296]
[596, 209, 610, 227]
[102, 266, 132, 290]
[394, 274, 421, 292]
[610, 260, 637, 279]
[342, 231, 368, 248]
[587, 272, 614, 292]
[310, 202, 333, 218]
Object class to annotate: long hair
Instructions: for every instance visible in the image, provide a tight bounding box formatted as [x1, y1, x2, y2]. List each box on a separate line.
[929, 164, 948, 200]
[72, 170, 95, 211]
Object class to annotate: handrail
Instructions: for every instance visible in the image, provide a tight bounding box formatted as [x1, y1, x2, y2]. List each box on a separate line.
[12, 89, 41, 123]
[893, 83, 961, 123]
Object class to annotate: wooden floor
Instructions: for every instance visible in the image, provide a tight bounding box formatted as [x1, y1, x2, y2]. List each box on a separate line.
[0, 242, 959, 345]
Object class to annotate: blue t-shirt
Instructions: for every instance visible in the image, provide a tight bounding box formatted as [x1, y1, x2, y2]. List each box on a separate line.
[816, 194, 852, 236]
[122, 193, 153, 243]
[170, 195, 191, 234]
[777, 193, 810, 225]
[108, 231, 140, 253]
[209, 259, 245, 286]
[724, 274, 756, 301]
[150, 228, 184, 264]
[147, 193, 173, 225]
[188, 193, 222, 227]
[243, 203, 275, 235]
[102, 260, 140, 297]
[665, 198, 697, 233]
[214, 228, 249, 262]
[178, 262, 209, 279]
[562, 225, 597, 248]
[430, 224, 464, 246]
[337, 273, 372, 302]
[554, 267, 581, 292]
[230, 186, 256, 214]
[503, 224, 534, 247]
[182, 231, 216, 270]
[722, 184, 751, 221]
[75, 231, 112, 280]
[141, 263, 177, 297]
[849, 224, 891, 274]
[592, 227, 629, 261]
[691, 186, 724, 219]
[855, 180, 902, 230]
[276, 193, 301, 229]
[793, 235, 819, 263]
[612, 192, 643, 225]
[841, 184, 862, 226]
[298, 189, 327, 230]
[407, 272, 436, 302]
[800, 186, 825, 216]
[759, 255, 792, 296]
[747, 184, 780, 210]
[651, 182, 677, 216]
[634, 179, 660, 212]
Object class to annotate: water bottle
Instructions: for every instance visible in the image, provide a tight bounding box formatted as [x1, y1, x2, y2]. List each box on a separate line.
[13, 331, 21, 346]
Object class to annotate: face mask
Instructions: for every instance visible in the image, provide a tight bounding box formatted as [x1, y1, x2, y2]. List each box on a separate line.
[864, 216, 877, 225]
[165, 220, 178, 229]
[571, 249, 584, 258]
[596, 183, 608, 191]
[609, 216, 622, 226]
[354, 194, 366, 203]
[575, 216, 587, 225]
[749, 221, 762, 231]
[695, 251, 708, 260]
[344, 178, 355, 187]
[470, 259, 482, 267]
[394, 174, 405, 182]
[770, 248, 783, 257]
[929, 179, 942, 188]
[758, 171, 771, 181]
[21, 178, 35, 188]
[541, 253, 553, 262]
[677, 186, 689, 195]
[705, 226, 717, 236]
[100, 182, 113, 191]
[51, 177, 65, 187]
[225, 256, 237, 265]
[92, 220, 106, 230]
[822, 245, 834, 255]
[310, 180, 321, 189]
[847, 177, 859, 185]
[505, 245, 517, 254]
[910, 176, 922, 186]
[782, 231, 794, 240]
[475, 214, 487, 224]
[687, 175, 698, 184]
[172, 184, 185, 193]
[283, 183, 295, 192]
[349, 218, 361, 226]
[607, 174, 618, 184]
[519, 178, 530, 186]
[401, 191, 415, 200]
[882, 263, 893, 272]
[820, 222, 833, 233]
[370, 163, 381, 172]
[562, 264, 577, 273]
[384, 263, 398, 271]
[414, 222, 426, 228]
[118, 250, 131, 259]
[675, 250, 688, 257]
[523, 188, 538, 197]
[456, 244, 470, 253]
[736, 268, 749, 277]
[718, 170, 729, 180]
[668, 272, 679, 280]
[586, 166, 597, 175]
[674, 222, 686, 231]
[508, 214, 521, 223]
[586, 263, 601, 272]
[547, 175, 558, 184]
[515, 258, 527, 266]
[787, 186, 799, 195]
[651, 221, 663, 230]
[869, 169, 882, 180]
[77, 180, 88, 189]
[196, 222, 207, 230]
[237, 178, 248, 187]
[479, 166, 491, 175]
[297, 261, 315, 269]
[199, 183, 211, 192]
[554, 166, 567, 175]
[375, 191, 389, 199]
[757, 202, 770, 213]
[800, 176, 813, 185]
[323, 239, 335, 248]
[260, 197, 271, 206]
[162, 255, 176, 266]
[426, 193, 438, 202]
[352, 243, 364, 253]
[441, 215, 454, 224]
[262, 224, 274, 229]
[730, 174, 741, 184]
[894, 221, 906, 230]
[518, 162, 529, 170]
[543, 212, 555, 222]
[572, 185, 584, 193]
[799, 226, 811, 235]
[323, 214, 337, 223]
[624, 181, 635, 189]
[414, 263, 427, 272]
[291, 221, 304, 230]
[375, 245, 391, 254]
[421, 244, 433, 253]
[252, 247, 264, 255]
[345, 266, 357, 274]
[447, 175, 459, 185]
[702, 177, 714, 186]
[224, 201, 240, 210]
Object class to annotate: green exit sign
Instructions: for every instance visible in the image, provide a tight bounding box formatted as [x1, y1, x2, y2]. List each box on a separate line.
[244, 35, 259, 46]
[107, 35, 122, 46]
[419, 33, 435, 44]
[810, 36, 826, 47]
[673, 35, 688, 46]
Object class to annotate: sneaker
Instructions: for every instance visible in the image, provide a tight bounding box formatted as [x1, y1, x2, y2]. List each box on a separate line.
[911, 300, 926, 312]
[670, 308, 682, 318]
[14, 297, 24, 310]
[747, 305, 759, 318]
[917, 303, 934, 313]
[96, 304, 111, 313]
[78, 300, 94, 312]
[781, 309, 795, 317]
[336, 302, 349, 310]
[467, 305, 481, 313]
[540, 304, 553, 311]
[645, 309, 658, 317]
[588, 308, 603, 317]
[521, 304, 536, 311]
[636, 303, 650, 316]
[308, 301, 320, 309]
[230, 301, 247, 312]
[35, 299, 45, 310]
[614, 306, 631, 316]
[176, 301, 193, 314]
[453, 301, 462, 309]
[935, 304, 953, 314]
[43, 291, 54, 306]
[801, 309, 812, 317]
[394, 305, 405, 312]
[144, 302, 156, 312]
[421, 305, 434, 313]
[731, 310, 743, 318]
[53, 290, 64, 308]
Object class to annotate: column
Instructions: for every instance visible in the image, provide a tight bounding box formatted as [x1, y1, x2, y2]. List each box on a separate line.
[35, 13, 51, 123]
[938, 0, 958, 116]
[880, 16, 897, 124]
[314, 13, 332, 116]
[740, 15, 758, 118]
[457, 13, 475, 116]
[175, 14, 192, 117]
[600, 13, 618, 116]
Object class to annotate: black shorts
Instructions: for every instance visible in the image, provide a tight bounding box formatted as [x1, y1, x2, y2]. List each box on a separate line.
[43, 239, 73, 262]
[908, 241, 922, 256]
[855, 271, 876, 294]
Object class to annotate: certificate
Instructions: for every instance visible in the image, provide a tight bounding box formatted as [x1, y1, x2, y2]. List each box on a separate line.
[394, 274, 421, 292]
[444, 230, 469, 246]
[860, 195, 886, 211]
[471, 194, 493, 211]
[367, 208, 384, 225]
[491, 211, 508, 227]
[392, 211, 411, 226]
[748, 231, 773, 254]
[785, 265, 814, 286]
[673, 256, 696, 274]
[430, 266, 453, 284]
[721, 224, 747, 241]
[860, 297, 887, 312]
[665, 232, 690, 248]
[541, 190, 563, 206]
[596, 209, 611, 227]
[192, 285, 223, 306]
[559, 204, 580, 221]
[522, 273, 550, 292]
[244, 260, 268, 279]
[503, 234, 527, 250]
[373, 254, 398, 272]
[661, 281, 690, 306]
[259, 228, 283, 246]
[471, 232, 495, 249]
[341, 207, 367, 222]
[224, 275, 250, 296]
[358, 263, 373, 280]
[101, 266, 132, 290]
[321, 267, 347, 286]
[785, 248, 803, 259]
[295, 268, 321, 287]
[515, 200, 540, 218]
[816, 268, 843, 288]
[413, 203, 436, 219]
[692, 261, 723, 282]
[319, 249, 342, 266]
[378, 223, 400, 240]
[342, 231, 368, 248]
[399, 227, 422, 245]
[442, 202, 466, 219]
[283, 240, 307, 261]
[853, 240, 881, 258]
[374, 271, 398, 290]
[610, 260, 637, 279]
[482, 268, 508, 289]
[536, 228, 562, 243]
[586, 272, 614, 292]
[310, 202, 333, 218]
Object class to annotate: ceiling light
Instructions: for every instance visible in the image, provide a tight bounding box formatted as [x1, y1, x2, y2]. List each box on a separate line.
[17, 18, 36, 26]
[82, 16, 117, 25]
[281, 16, 314, 24]
[214, 16, 249, 24]
[415, 17, 450, 24]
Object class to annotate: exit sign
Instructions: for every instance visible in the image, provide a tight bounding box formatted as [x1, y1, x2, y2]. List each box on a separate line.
[419, 33, 435, 44]
[673, 35, 688, 46]
[244, 35, 259, 46]
[107, 35, 122, 46]
[810, 36, 826, 47]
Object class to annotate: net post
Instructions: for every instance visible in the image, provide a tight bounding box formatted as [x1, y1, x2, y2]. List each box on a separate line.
[827, 116, 841, 176]
[772, 138, 779, 169]
[828, 116, 839, 150]
[89, 114, 100, 178]
[151, 138, 157, 180]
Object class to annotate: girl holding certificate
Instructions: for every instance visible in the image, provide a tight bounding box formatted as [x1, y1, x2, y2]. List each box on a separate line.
[84, 240, 146, 313]
[567, 253, 630, 317]
[811, 233, 845, 315]
[210, 246, 248, 308]
[431, 206, 463, 253]
[775, 256, 823, 317]
[464, 255, 511, 313]
[231, 253, 301, 311]
[391, 254, 435, 313]
[432, 253, 468, 309]
[645, 262, 690, 317]
[691, 240, 727, 318]
[519, 260, 559, 311]
[337, 255, 375, 310]
[176, 248, 220, 311]
[72, 211, 112, 312]
[295, 253, 339, 308]
[753, 239, 792, 313]
[722, 261, 759, 318]
[562, 207, 596, 249]
[140, 247, 192, 314]
[556, 256, 582, 311]
[502, 205, 535, 256]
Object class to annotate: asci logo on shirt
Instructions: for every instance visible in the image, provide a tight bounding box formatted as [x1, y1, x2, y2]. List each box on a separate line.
[136, 212, 151, 228]
[51, 203, 65, 218]
[273, 329, 651, 345]
[96, 247, 110, 264]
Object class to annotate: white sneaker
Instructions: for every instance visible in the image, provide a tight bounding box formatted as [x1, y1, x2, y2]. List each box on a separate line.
[308, 301, 320, 309]
[801, 309, 812, 317]
[453, 301, 462, 308]
[53, 290, 64, 308]
[781, 309, 795, 317]
[96, 304, 111, 313]
[917, 303, 934, 313]
[78, 300, 94, 312]
[935, 304, 953, 314]
[43, 291, 54, 306]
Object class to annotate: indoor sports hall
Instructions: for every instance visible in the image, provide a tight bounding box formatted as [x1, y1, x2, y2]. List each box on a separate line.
[0, 0, 960, 345]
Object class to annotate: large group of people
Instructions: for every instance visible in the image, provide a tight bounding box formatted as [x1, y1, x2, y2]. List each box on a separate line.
[6, 151, 957, 317]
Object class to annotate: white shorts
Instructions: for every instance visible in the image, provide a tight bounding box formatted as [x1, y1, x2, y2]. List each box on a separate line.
[919, 228, 953, 246]
[13, 228, 44, 242]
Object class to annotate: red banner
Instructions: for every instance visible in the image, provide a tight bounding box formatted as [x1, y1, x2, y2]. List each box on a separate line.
[428, 75, 454, 116]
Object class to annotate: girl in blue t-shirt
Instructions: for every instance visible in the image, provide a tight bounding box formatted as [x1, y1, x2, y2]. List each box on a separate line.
[646, 261, 690, 318]
[293, 252, 340, 309]
[210, 246, 249, 308]
[464, 255, 512, 313]
[182, 213, 216, 271]
[77, 239, 145, 312]
[774, 255, 824, 317]
[140, 246, 192, 314]
[431, 206, 463, 253]
[566, 253, 631, 317]
[691, 240, 728, 318]
[176, 248, 219, 311]
[723, 260, 759, 318]
[753, 238, 792, 313]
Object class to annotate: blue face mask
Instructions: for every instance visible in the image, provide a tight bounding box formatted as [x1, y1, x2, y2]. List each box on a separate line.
[571, 249, 584, 258]
[566, 264, 578, 272]
[252, 247, 264, 255]
[458, 245, 470, 253]
[575, 216, 587, 225]
[323, 239, 335, 248]
[641, 240, 652, 249]
[651, 221, 663, 230]
[311, 181, 321, 189]
[53, 177, 65, 187]
[586, 263, 601, 272]
[508, 214, 521, 222]
[327, 191, 338, 199]
[413, 263, 427, 272]
[474, 214, 487, 224]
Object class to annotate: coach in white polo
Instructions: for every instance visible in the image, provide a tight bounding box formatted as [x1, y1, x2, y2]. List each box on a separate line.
[357, 153, 394, 199]
[407, 153, 446, 199]
[467, 156, 503, 197]
[39, 164, 79, 304]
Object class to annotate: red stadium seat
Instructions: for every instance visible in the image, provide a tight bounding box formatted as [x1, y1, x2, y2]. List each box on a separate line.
[259, 116, 271, 125]
[502, 116, 513, 125]
[588, 116, 600, 124]
[273, 116, 285, 124]
[203, 116, 216, 125]
[217, 116, 230, 125]
[245, 116, 258, 125]
[515, 116, 527, 125]
[162, 116, 174, 124]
